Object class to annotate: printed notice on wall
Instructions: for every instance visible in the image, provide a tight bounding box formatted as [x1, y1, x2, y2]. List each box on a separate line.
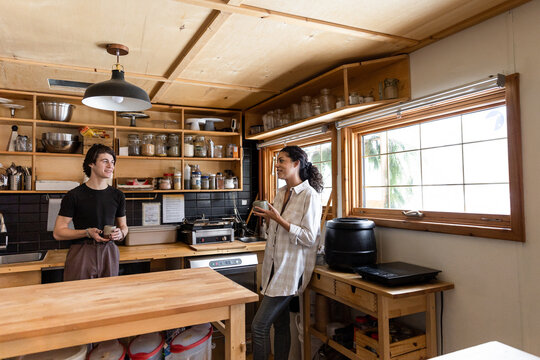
[142, 202, 161, 226]
[163, 195, 185, 223]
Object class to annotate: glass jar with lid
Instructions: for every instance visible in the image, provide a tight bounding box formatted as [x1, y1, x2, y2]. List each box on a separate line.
[201, 175, 209, 190]
[155, 134, 168, 157]
[159, 174, 172, 190]
[311, 98, 321, 116]
[141, 133, 155, 156]
[209, 173, 216, 189]
[128, 134, 141, 156]
[214, 145, 223, 158]
[173, 169, 182, 190]
[167, 134, 180, 157]
[216, 172, 225, 190]
[300, 96, 312, 119]
[184, 135, 194, 157]
[319, 88, 335, 113]
[194, 136, 207, 157]
[191, 164, 201, 190]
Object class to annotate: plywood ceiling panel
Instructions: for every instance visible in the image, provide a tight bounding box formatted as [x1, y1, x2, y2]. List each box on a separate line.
[0, 0, 212, 75]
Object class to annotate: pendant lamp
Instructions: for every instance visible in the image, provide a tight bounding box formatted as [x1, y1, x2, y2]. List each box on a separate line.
[82, 44, 151, 112]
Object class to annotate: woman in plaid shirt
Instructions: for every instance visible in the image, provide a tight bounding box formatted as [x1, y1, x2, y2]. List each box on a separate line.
[252, 145, 323, 360]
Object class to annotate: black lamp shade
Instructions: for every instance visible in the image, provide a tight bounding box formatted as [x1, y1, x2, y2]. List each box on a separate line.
[82, 70, 151, 111]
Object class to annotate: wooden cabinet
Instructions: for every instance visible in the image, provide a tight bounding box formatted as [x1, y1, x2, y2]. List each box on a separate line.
[0, 89, 243, 193]
[244, 55, 410, 141]
[304, 266, 454, 360]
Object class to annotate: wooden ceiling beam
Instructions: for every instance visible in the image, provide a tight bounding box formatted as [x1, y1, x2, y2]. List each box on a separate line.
[0, 56, 279, 94]
[395, 0, 532, 54]
[151, 10, 232, 102]
[175, 0, 420, 45]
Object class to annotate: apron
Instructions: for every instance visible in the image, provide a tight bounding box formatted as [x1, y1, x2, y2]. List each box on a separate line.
[63, 240, 120, 281]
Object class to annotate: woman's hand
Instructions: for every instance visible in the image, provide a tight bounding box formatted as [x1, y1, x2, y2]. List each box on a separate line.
[253, 203, 290, 231]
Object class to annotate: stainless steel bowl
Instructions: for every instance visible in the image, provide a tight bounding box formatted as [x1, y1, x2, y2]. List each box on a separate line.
[38, 102, 75, 122]
[41, 132, 80, 153]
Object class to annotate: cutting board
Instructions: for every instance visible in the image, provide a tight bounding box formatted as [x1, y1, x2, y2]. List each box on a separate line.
[189, 241, 247, 251]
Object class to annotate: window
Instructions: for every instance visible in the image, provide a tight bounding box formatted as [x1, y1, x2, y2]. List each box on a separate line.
[277, 142, 333, 205]
[342, 74, 524, 241]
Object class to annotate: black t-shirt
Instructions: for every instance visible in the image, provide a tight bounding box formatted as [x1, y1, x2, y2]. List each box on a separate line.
[59, 184, 126, 230]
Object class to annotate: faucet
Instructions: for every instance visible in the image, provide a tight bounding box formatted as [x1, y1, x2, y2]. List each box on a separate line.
[0, 212, 7, 250]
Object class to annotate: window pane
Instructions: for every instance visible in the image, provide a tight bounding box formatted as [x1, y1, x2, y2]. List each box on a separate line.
[423, 185, 464, 212]
[389, 151, 421, 186]
[422, 145, 463, 185]
[388, 124, 420, 153]
[363, 155, 387, 186]
[320, 162, 331, 188]
[465, 184, 510, 214]
[364, 187, 386, 208]
[321, 187, 332, 206]
[462, 106, 507, 143]
[463, 139, 508, 184]
[421, 116, 461, 148]
[321, 143, 331, 161]
[389, 186, 422, 210]
[363, 132, 387, 156]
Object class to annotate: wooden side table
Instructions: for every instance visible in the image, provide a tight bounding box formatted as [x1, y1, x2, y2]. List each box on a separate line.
[303, 266, 454, 360]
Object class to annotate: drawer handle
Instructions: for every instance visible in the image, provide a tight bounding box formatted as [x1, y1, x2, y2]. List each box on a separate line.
[316, 274, 321, 280]
[350, 285, 356, 293]
[413, 342, 417, 347]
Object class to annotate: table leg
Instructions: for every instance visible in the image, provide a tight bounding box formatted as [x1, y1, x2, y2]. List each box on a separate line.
[225, 303, 246, 360]
[426, 292, 437, 357]
[377, 296, 391, 360]
[303, 289, 312, 360]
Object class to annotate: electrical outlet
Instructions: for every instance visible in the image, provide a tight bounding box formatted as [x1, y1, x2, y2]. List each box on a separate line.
[241, 200, 247, 205]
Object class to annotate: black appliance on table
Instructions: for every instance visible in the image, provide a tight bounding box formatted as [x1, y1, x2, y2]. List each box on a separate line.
[354, 262, 441, 286]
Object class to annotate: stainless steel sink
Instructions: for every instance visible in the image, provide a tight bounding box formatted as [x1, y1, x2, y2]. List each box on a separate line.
[236, 236, 266, 243]
[0, 251, 47, 264]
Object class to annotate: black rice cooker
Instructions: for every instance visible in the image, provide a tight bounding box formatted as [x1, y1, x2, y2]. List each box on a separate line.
[324, 218, 377, 272]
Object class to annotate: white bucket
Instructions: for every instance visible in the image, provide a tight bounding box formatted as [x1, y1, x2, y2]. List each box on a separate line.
[17, 345, 87, 360]
[88, 339, 126, 360]
[128, 332, 165, 360]
[168, 323, 213, 360]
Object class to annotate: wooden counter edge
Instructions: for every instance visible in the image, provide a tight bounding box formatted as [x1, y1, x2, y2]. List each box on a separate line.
[0, 241, 266, 274]
[313, 265, 454, 298]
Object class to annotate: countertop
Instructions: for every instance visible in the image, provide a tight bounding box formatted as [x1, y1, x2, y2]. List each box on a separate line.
[0, 240, 266, 274]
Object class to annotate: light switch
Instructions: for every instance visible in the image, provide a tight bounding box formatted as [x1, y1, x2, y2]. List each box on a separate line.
[241, 200, 248, 205]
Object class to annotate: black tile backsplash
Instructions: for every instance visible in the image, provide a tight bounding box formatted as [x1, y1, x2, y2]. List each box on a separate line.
[0, 140, 260, 255]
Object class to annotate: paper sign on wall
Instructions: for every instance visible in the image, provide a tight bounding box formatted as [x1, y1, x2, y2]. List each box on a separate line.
[142, 202, 161, 226]
[163, 195, 185, 223]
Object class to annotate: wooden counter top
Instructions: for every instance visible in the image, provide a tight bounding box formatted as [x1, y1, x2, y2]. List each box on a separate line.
[314, 265, 454, 298]
[0, 267, 259, 358]
[0, 240, 266, 274]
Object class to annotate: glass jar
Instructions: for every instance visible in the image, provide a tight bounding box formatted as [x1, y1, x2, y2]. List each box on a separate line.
[128, 134, 141, 156]
[232, 176, 238, 189]
[262, 111, 274, 131]
[159, 176, 172, 190]
[183, 164, 191, 189]
[311, 98, 321, 116]
[300, 96, 312, 119]
[201, 175, 209, 190]
[194, 136, 207, 157]
[335, 96, 346, 109]
[349, 91, 362, 105]
[209, 173, 216, 190]
[167, 134, 180, 157]
[275, 109, 284, 127]
[320, 88, 335, 113]
[184, 136, 194, 157]
[224, 176, 235, 189]
[141, 133, 155, 156]
[216, 172, 225, 190]
[173, 169, 182, 190]
[214, 145, 223, 158]
[226, 144, 238, 158]
[290, 103, 301, 121]
[191, 164, 201, 190]
[155, 134, 168, 157]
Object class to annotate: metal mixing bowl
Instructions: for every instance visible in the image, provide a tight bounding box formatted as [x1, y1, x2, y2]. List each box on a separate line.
[38, 102, 75, 122]
[41, 132, 80, 153]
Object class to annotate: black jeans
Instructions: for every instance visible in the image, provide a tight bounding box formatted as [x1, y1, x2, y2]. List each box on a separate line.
[252, 295, 294, 360]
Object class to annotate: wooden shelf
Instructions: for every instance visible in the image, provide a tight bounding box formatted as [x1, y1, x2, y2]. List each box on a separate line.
[245, 54, 410, 141]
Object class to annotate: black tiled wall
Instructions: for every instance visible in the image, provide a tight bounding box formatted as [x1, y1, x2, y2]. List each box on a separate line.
[0, 140, 259, 255]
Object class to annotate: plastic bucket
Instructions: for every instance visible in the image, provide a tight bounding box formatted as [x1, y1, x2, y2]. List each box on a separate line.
[87, 339, 126, 360]
[169, 323, 213, 360]
[128, 332, 165, 360]
[17, 345, 87, 360]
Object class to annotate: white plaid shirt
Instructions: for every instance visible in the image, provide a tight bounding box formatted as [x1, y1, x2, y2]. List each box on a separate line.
[261, 180, 322, 297]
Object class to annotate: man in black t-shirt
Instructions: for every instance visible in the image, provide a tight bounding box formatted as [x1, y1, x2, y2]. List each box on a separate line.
[53, 144, 128, 281]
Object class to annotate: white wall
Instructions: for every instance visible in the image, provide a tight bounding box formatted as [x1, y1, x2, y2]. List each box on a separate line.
[377, 0, 540, 355]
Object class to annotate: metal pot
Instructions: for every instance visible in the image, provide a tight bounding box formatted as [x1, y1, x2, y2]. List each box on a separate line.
[41, 132, 80, 153]
[38, 102, 75, 122]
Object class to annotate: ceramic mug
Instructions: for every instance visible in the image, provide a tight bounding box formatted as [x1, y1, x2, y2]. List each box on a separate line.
[253, 200, 269, 210]
[103, 225, 116, 239]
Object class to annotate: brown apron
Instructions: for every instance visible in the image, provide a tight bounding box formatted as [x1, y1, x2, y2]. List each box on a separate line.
[63, 241, 119, 281]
